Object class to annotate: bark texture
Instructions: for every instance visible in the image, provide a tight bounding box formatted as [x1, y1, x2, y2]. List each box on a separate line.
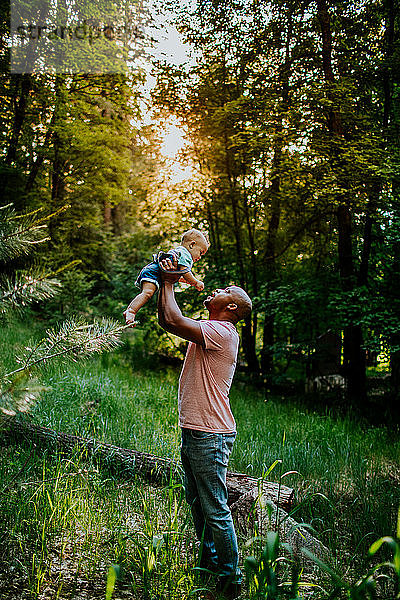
[231, 487, 329, 562]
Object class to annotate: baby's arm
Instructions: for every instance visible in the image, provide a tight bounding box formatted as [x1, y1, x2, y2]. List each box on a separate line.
[180, 269, 204, 291]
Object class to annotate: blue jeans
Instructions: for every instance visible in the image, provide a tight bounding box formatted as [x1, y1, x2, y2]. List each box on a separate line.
[180, 428, 242, 584]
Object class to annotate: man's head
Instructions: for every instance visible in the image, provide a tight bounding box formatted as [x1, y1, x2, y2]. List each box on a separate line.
[204, 286, 252, 324]
[181, 229, 210, 262]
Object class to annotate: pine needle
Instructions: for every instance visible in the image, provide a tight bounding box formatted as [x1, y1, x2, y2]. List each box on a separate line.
[0, 205, 51, 261]
[5, 317, 130, 378]
[0, 271, 62, 314]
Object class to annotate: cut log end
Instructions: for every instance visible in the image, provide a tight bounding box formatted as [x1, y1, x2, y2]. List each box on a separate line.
[231, 487, 329, 564]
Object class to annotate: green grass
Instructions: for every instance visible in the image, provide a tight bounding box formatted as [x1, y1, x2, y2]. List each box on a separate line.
[0, 445, 196, 599]
[1, 318, 400, 599]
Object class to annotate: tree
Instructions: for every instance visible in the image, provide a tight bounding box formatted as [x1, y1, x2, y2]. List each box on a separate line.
[0, 204, 127, 417]
[151, 0, 399, 410]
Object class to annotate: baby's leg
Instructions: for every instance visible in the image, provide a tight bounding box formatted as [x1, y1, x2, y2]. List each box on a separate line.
[124, 281, 157, 324]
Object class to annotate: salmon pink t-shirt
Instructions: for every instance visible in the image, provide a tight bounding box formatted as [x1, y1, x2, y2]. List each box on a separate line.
[178, 320, 239, 433]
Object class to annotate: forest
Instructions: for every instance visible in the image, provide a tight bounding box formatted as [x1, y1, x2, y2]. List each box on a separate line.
[1, 0, 400, 598]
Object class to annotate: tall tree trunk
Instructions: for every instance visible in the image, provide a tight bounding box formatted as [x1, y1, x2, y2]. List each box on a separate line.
[49, 76, 66, 245]
[241, 177, 259, 374]
[5, 75, 32, 166]
[228, 182, 258, 372]
[104, 200, 112, 227]
[261, 9, 292, 383]
[51, 133, 64, 208]
[206, 200, 223, 269]
[381, 0, 399, 416]
[387, 221, 400, 424]
[222, 59, 259, 373]
[317, 0, 366, 407]
[25, 111, 56, 194]
[261, 181, 281, 381]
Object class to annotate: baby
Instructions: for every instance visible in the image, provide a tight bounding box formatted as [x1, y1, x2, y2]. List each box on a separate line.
[124, 228, 209, 325]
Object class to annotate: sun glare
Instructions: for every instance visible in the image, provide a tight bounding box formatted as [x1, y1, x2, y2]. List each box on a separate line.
[160, 123, 185, 158]
[160, 120, 193, 184]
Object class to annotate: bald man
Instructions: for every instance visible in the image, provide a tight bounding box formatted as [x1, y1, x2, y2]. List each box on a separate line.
[158, 262, 252, 600]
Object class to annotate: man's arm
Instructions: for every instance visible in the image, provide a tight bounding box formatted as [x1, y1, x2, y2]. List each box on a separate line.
[158, 280, 205, 346]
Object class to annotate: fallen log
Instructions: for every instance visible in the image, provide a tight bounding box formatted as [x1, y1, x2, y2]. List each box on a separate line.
[1, 418, 329, 562]
[231, 488, 329, 562]
[1, 418, 294, 512]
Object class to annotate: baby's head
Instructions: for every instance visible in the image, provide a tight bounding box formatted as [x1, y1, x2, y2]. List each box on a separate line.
[181, 229, 209, 262]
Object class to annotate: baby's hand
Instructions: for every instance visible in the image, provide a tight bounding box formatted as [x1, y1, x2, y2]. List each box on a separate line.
[123, 308, 137, 326]
[195, 281, 205, 291]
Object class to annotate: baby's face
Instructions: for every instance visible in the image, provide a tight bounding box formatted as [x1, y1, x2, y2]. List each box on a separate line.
[189, 239, 209, 262]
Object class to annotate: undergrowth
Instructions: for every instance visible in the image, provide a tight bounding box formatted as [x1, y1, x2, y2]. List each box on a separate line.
[1, 319, 400, 599]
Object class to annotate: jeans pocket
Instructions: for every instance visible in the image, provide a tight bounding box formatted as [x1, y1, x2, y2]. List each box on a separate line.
[220, 434, 235, 465]
[224, 434, 235, 453]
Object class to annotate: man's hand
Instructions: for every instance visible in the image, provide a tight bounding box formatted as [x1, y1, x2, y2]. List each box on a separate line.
[195, 281, 205, 291]
[159, 256, 182, 284]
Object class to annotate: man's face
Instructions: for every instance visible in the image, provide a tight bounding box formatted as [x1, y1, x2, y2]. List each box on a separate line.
[204, 286, 236, 310]
[204, 285, 252, 321]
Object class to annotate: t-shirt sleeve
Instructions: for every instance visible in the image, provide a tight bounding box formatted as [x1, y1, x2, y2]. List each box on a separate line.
[200, 321, 230, 351]
[174, 247, 193, 269]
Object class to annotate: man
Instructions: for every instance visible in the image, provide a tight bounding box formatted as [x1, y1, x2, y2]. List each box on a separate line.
[158, 261, 252, 600]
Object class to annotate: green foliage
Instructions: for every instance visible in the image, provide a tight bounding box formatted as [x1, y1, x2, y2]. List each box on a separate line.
[303, 510, 400, 599]
[5, 317, 127, 378]
[0, 267, 62, 316]
[244, 519, 400, 599]
[0, 204, 129, 417]
[105, 564, 120, 600]
[150, 0, 400, 408]
[0, 204, 49, 261]
[0, 204, 64, 316]
[1, 0, 400, 413]
[245, 531, 286, 599]
[1, 324, 399, 597]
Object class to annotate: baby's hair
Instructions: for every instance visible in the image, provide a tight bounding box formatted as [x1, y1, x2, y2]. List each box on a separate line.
[181, 229, 210, 246]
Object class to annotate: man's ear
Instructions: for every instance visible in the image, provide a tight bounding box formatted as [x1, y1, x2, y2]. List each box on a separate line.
[227, 302, 238, 312]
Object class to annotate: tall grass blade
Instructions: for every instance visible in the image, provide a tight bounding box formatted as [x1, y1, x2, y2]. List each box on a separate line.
[105, 564, 120, 600]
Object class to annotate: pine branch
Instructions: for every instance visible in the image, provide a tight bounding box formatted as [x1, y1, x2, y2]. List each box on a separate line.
[0, 375, 48, 418]
[4, 318, 131, 379]
[0, 272, 61, 314]
[29, 205, 70, 227]
[0, 205, 69, 262]
[0, 261, 81, 314]
[0, 206, 48, 261]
